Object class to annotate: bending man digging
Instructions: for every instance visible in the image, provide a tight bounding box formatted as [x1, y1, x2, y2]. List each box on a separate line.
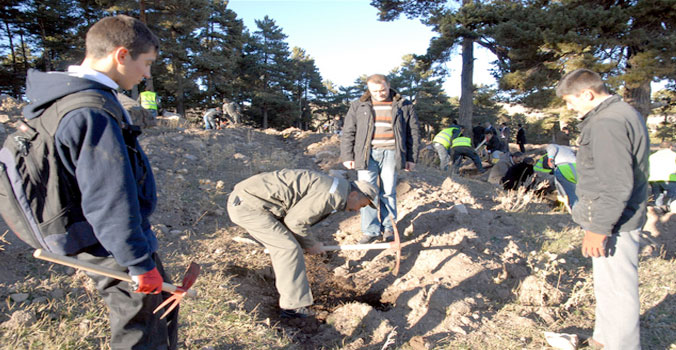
[227, 169, 377, 318]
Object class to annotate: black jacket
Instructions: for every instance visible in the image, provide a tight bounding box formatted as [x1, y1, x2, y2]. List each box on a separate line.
[517, 128, 526, 144]
[572, 95, 649, 235]
[340, 89, 420, 170]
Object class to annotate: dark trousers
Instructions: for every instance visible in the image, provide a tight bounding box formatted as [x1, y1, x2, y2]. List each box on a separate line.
[76, 252, 178, 350]
[518, 142, 526, 153]
[452, 146, 484, 171]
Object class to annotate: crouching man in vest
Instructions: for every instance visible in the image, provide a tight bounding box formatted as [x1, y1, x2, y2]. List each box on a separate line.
[451, 132, 487, 175]
[432, 123, 461, 171]
[545, 144, 578, 211]
[227, 169, 378, 319]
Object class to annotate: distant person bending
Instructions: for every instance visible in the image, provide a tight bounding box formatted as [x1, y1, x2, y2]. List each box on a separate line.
[432, 125, 462, 171]
[488, 151, 524, 185]
[203, 107, 222, 130]
[227, 169, 377, 318]
[648, 141, 676, 212]
[501, 157, 534, 190]
[450, 133, 486, 175]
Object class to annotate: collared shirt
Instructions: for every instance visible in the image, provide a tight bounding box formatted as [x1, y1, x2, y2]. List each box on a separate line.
[67, 65, 132, 124]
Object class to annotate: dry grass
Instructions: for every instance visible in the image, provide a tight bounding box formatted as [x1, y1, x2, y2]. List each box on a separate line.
[1, 127, 675, 350]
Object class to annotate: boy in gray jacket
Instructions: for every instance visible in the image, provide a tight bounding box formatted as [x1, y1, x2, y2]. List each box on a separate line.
[556, 69, 649, 350]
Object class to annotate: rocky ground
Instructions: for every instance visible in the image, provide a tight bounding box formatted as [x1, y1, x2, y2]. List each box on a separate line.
[0, 96, 674, 349]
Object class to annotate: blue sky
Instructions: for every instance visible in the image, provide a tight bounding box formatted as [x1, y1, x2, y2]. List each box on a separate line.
[227, 0, 498, 97]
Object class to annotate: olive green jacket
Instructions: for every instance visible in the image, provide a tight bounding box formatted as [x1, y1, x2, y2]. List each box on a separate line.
[231, 169, 349, 248]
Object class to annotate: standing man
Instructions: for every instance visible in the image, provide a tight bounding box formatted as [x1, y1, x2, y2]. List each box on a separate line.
[556, 68, 649, 350]
[227, 169, 377, 318]
[22, 16, 177, 349]
[516, 123, 527, 153]
[432, 124, 461, 171]
[340, 74, 420, 244]
[138, 89, 159, 119]
[499, 122, 511, 147]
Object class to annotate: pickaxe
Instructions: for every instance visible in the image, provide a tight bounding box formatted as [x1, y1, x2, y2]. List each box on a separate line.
[320, 217, 405, 275]
[264, 216, 407, 275]
[33, 249, 199, 319]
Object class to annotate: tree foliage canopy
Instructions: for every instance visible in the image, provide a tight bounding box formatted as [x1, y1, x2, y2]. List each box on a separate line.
[0, 0, 452, 132]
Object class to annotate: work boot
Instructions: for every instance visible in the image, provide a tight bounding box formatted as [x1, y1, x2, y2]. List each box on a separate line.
[358, 234, 379, 244]
[280, 306, 315, 319]
[382, 229, 394, 242]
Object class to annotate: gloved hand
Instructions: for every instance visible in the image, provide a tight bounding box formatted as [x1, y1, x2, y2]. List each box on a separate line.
[131, 267, 163, 294]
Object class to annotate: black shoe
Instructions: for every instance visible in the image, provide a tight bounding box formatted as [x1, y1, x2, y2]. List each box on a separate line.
[280, 307, 314, 319]
[382, 229, 394, 242]
[358, 234, 379, 244]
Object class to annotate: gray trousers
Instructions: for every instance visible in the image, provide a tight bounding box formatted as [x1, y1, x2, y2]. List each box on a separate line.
[433, 142, 450, 171]
[592, 229, 641, 350]
[227, 193, 313, 309]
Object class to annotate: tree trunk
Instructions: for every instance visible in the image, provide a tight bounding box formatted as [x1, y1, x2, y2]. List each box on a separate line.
[623, 79, 651, 118]
[458, 36, 474, 131]
[3, 19, 19, 98]
[263, 108, 268, 129]
[139, 0, 154, 92]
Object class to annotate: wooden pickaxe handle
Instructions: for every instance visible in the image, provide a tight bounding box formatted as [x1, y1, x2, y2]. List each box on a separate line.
[33, 249, 197, 298]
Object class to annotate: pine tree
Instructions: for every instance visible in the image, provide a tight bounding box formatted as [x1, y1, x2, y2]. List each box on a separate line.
[240, 16, 295, 129]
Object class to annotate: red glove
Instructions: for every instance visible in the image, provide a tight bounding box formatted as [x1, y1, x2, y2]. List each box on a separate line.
[131, 267, 163, 294]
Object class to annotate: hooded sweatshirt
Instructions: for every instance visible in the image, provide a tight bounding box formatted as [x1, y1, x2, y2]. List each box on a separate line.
[22, 68, 157, 275]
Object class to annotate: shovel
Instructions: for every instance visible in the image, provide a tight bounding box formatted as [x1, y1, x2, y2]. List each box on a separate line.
[33, 249, 199, 319]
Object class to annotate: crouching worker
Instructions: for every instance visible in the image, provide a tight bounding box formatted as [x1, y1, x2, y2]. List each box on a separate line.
[227, 169, 378, 318]
[451, 133, 486, 174]
[546, 144, 578, 211]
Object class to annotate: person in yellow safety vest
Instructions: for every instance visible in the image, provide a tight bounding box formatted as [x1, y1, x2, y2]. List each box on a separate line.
[648, 141, 676, 211]
[546, 144, 578, 210]
[451, 134, 486, 174]
[534, 155, 553, 174]
[139, 90, 158, 118]
[432, 123, 461, 171]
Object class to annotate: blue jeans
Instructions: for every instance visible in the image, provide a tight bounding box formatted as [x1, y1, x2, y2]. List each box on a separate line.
[651, 181, 676, 207]
[554, 168, 578, 208]
[204, 115, 217, 130]
[357, 149, 397, 237]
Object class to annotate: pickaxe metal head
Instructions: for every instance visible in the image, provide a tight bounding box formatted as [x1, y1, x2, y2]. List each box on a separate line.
[153, 262, 201, 319]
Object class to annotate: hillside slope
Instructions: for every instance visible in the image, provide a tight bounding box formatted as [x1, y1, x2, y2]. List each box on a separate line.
[0, 121, 674, 349]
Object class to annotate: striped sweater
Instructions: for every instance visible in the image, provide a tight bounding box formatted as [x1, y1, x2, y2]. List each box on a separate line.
[371, 100, 395, 150]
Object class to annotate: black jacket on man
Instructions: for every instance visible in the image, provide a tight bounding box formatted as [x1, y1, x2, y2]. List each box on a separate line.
[340, 89, 420, 170]
[572, 95, 649, 235]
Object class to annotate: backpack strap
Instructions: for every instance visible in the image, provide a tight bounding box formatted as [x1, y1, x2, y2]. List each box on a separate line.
[39, 90, 126, 137]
